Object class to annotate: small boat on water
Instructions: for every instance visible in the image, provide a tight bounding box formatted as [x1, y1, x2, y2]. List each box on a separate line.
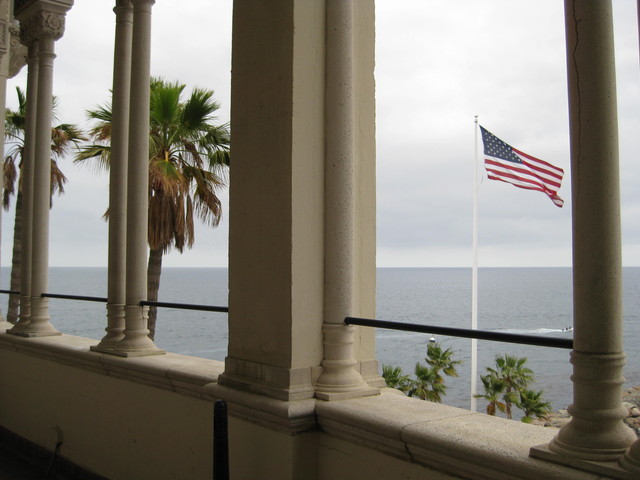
[428, 335, 436, 343]
[561, 326, 573, 332]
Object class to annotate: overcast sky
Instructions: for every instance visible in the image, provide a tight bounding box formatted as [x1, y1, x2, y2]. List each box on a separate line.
[2, 1, 639, 268]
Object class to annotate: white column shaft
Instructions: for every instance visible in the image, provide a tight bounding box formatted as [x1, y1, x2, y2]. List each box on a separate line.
[8, 44, 37, 332]
[27, 34, 56, 334]
[0, 8, 8, 327]
[315, 0, 377, 400]
[115, 0, 162, 356]
[324, 0, 354, 325]
[547, 0, 636, 461]
[94, 0, 133, 351]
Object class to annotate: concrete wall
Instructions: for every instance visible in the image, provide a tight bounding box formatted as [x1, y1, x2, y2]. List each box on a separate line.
[0, 334, 605, 480]
[0, 334, 222, 480]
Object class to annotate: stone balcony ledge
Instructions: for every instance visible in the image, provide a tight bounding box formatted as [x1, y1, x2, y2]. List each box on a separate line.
[0, 331, 225, 399]
[0, 331, 628, 479]
[316, 389, 606, 480]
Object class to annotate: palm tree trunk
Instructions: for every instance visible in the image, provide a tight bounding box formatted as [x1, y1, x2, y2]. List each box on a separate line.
[7, 190, 23, 324]
[146, 247, 163, 340]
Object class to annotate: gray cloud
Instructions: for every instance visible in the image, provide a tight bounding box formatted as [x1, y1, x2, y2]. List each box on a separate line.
[1, 1, 637, 268]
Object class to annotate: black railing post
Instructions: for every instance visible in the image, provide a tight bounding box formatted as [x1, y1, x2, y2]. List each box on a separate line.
[214, 399, 229, 480]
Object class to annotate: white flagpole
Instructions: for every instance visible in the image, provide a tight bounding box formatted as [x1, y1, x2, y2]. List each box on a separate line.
[471, 116, 479, 412]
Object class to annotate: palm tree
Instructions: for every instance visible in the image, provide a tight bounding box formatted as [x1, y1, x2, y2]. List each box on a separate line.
[475, 371, 507, 416]
[381, 365, 412, 393]
[76, 78, 230, 339]
[408, 342, 461, 403]
[425, 342, 462, 381]
[518, 389, 551, 423]
[3, 86, 85, 323]
[489, 354, 534, 419]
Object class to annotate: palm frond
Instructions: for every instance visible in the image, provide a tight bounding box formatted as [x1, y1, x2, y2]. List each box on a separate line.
[82, 77, 230, 254]
[3, 156, 17, 210]
[74, 145, 112, 172]
[3, 86, 84, 207]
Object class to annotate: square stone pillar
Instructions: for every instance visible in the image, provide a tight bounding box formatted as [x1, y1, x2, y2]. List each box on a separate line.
[218, 0, 378, 414]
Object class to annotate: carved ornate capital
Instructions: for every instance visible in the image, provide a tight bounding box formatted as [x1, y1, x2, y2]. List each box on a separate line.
[14, 0, 73, 47]
[19, 10, 65, 45]
[0, 19, 8, 55]
[8, 23, 28, 77]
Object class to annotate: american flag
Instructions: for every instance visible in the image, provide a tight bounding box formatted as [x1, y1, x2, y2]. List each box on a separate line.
[479, 126, 564, 208]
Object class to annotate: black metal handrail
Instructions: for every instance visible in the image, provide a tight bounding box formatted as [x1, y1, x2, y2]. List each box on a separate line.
[141, 300, 228, 313]
[42, 293, 108, 303]
[1, 290, 571, 349]
[0, 289, 229, 314]
[345, 316, 573, 350]
[0, 289, 19, 295]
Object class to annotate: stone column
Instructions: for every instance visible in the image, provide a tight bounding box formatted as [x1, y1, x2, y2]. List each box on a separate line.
[27, 19, 60, 336]
[112, 0, 163, 356]
[6, 42, 36, 335]
[0, 0, 10, 329]
[216, 2, 376, 475]
[8, 0, 73, 337]
[531, 0, 636, 468]
[92, 0, 132, 352]
[315, 0, 377, 401]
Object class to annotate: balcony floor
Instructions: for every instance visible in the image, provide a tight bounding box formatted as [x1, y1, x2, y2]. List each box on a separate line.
[0, 446, 48, 480]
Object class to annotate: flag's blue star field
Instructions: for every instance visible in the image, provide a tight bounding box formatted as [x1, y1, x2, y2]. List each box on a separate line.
[480, 127, 521, 163]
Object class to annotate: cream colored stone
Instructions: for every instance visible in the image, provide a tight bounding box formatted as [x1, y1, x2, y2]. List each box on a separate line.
[540, 1, 637, 468]
[0, 335, 216, 480]
[224, 0, 377, 401]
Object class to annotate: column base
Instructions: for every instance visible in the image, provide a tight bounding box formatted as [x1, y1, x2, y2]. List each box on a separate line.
[10, 297, 60, 337]
[218, 356, 317, 402]
[110, 334, 165, 357]
[547, 427, 634, 462]
[6, 329, 62, 338]
[619, 440, 640, 476]
[315, 358, 379, 401]
[6, 319, 61, 337]
[90, 342, 122, 354]
[531, 443, 636, 480]
[110, 305, 166, 357]
[315, 384, 379, 401]
[108, 347, 166, 358]
[91, 304, 126, 353]
[315, 323, 380, 401]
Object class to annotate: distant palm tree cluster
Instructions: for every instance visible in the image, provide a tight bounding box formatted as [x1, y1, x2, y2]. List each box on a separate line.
[475, 354, 551, 423]
[383, 347, 551, 423]
[3, 79, 230, 339]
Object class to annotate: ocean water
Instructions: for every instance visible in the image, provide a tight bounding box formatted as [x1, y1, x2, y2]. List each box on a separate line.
[2, 267, 638, 413]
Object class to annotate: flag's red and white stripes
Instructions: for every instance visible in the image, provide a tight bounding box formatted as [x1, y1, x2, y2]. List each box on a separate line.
[484, 148, 564, 208]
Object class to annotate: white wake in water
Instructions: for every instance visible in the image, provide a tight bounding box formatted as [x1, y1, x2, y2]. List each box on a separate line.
[493, 328, 571, 335]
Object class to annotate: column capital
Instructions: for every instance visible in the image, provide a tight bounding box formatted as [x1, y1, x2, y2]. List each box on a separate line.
[130, 0, 155, 9]
[114, 0, 132, 16]
[0, 18, 8, 57]
[8, 23, 28, 77]
[15, 0, 73, 46]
